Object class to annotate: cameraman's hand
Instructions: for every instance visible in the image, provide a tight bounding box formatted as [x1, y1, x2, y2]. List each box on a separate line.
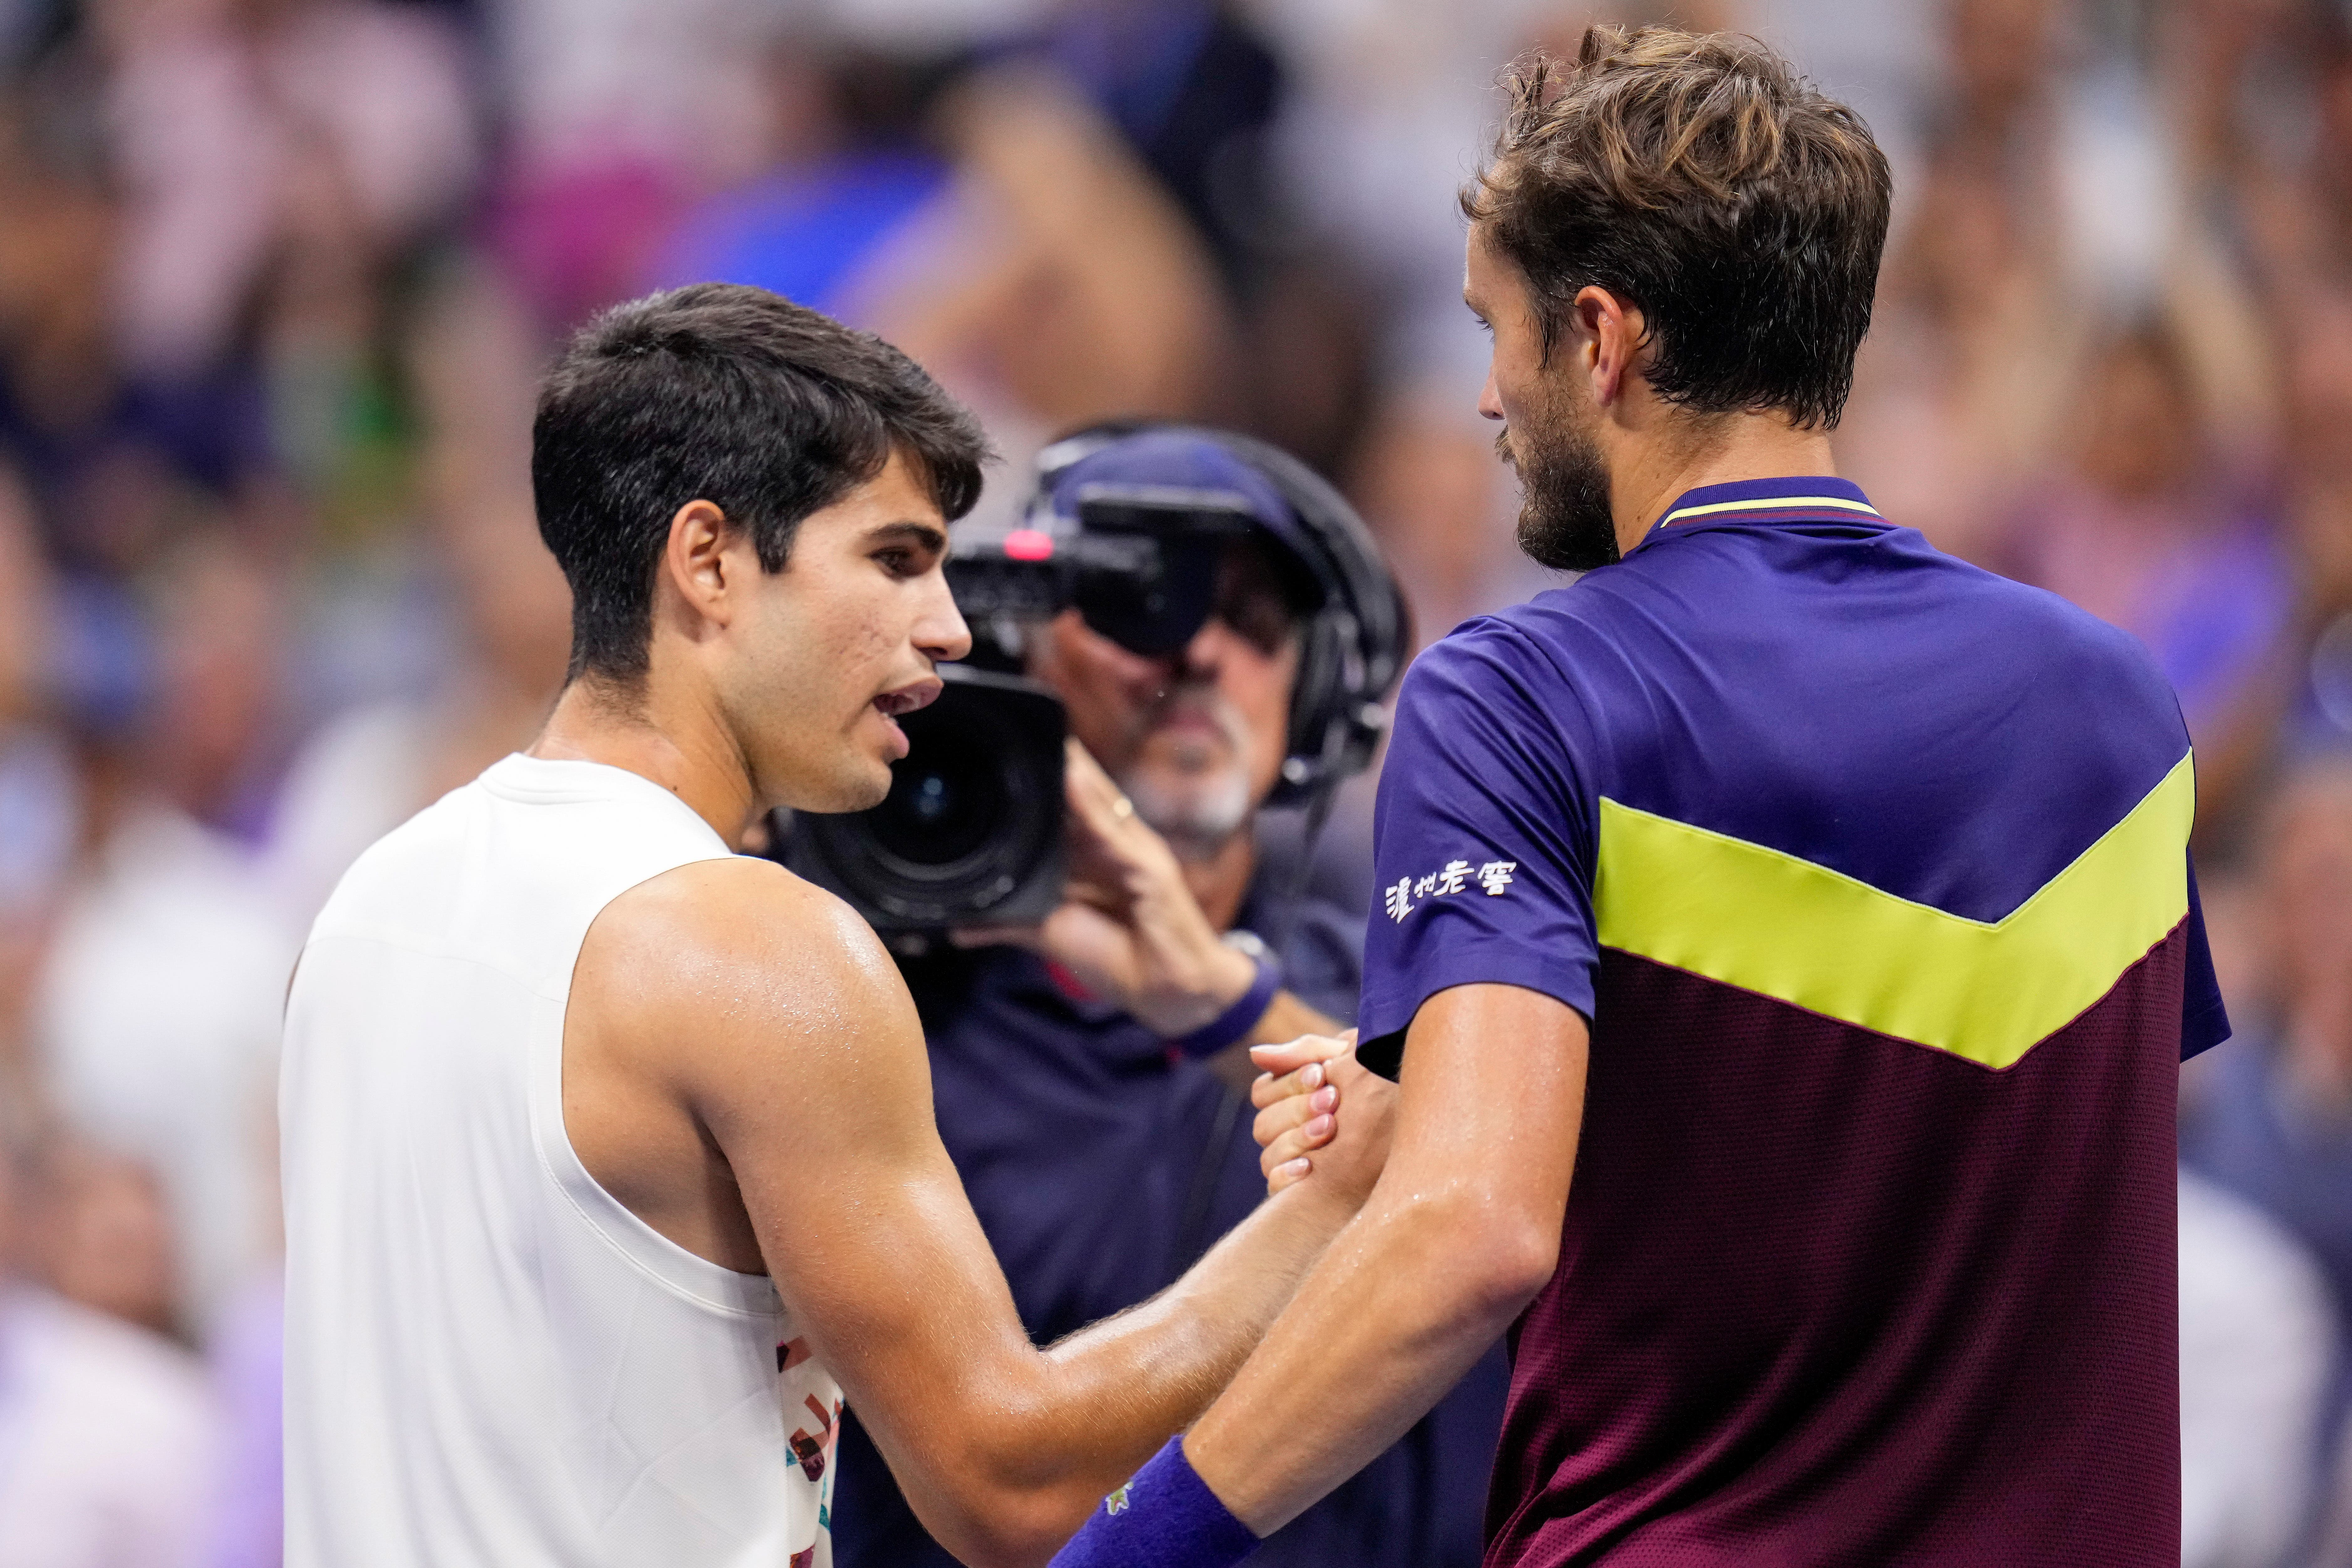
[955, 740, 1258, 1037]
[1249, 1032, 1391, 1202]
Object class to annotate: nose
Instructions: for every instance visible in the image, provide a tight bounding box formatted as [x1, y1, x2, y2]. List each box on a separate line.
[917, 574, 972, 664]
[1477, 364, 1505, 423]
[1112, 618, 1222, 707]
[1177, 613, 1230, 680]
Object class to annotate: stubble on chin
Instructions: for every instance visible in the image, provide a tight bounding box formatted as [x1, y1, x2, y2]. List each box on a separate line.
[1499, 395, 1621, 574]
[1121, 697, 1257, 862]
[1125, 765, 1251, 862]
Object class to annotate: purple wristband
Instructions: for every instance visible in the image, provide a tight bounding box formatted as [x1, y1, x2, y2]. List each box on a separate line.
[1049, 1437, 1259, 1568]
[1171, 951, 1283, 1058]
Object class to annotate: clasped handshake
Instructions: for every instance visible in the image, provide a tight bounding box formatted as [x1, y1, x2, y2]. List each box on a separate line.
[1247, 1029, 1392, 1200]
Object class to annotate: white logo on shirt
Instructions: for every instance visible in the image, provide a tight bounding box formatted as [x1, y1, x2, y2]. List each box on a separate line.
[1387, 859, 1518, 920]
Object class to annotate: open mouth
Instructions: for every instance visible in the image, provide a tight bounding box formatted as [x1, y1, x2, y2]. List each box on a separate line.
[872, 678, 942, 719]
[869, 678, 943, 761]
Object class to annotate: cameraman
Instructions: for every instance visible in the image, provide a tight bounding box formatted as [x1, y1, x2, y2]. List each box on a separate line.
[831, 429, 1507, 1568]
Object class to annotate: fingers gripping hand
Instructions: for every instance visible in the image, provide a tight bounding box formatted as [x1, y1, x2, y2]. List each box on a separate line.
[1249, 1031, 1356, 1082]
[1296, 1051, 1396, 1207]
[1249, 1032, 1358, 1194]
[1255, 1065, 1339, 1192]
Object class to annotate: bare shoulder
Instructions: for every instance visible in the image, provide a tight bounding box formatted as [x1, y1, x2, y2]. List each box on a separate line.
[578, 855, 922, 1098]
[595, 854, 898, 987]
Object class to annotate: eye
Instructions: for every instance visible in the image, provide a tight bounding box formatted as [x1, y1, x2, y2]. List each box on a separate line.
[874, 548, 918, 577]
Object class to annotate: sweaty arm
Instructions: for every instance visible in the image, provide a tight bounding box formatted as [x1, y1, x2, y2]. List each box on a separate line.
[1185, 984, 1586, 1532]
[589, 858, 1386, 1568]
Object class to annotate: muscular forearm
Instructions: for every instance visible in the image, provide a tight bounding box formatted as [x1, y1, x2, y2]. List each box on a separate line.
[1183, 984, 1589, 1536]
[1181, 1177, 1548, 1534]
[911, 1178, 1360, 1566]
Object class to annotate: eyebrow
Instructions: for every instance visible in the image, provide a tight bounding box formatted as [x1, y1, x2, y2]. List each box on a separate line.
[866, 520, 949, 553]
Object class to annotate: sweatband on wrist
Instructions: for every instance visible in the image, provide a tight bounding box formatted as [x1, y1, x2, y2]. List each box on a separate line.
[1048, 1437, 1259, 1568]
[1170, 950, 1283, 1058]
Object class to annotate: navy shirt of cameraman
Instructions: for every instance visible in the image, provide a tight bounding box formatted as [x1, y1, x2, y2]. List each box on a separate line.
[831, 434, 1508, 1568]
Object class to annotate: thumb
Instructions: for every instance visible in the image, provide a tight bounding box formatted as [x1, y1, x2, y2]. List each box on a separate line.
[1249, 1031, 1355, 1076]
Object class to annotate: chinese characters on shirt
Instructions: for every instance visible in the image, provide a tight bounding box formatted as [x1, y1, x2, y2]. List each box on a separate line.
[1386, 859, 1515, 921]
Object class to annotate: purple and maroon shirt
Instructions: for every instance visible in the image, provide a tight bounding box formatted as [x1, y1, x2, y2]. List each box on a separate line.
[1361, 477, 2228, 1567]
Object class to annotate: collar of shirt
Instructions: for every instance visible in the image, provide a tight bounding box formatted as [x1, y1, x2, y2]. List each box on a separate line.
[1631, 475, 1883, 556]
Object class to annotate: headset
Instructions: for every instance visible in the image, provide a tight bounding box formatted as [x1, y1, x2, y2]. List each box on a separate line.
[1030, 420, 1412, 811]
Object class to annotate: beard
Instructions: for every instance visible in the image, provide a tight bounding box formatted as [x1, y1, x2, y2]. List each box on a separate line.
[1120, 689, 1256, 862]
[1498, 394, 1620, 572]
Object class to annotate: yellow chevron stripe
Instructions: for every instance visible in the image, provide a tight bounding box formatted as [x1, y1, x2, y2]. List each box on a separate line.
[1592, 754, 2195, 1069]
[1655, 494, 1883, 527]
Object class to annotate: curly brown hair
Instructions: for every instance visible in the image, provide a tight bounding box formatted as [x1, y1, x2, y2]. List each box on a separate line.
[1462, 27, 1890, 429]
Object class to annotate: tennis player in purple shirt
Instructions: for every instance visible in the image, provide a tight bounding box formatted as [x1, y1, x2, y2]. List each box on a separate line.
[1054, 25, 2227, 1568]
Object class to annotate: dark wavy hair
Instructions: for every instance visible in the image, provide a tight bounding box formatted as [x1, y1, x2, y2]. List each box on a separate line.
[1462, 27, 1891, 429]
[533, 283, 991, 685]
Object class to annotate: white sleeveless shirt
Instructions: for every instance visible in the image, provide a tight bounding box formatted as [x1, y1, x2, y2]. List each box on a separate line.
[282, 755, 842, 1567]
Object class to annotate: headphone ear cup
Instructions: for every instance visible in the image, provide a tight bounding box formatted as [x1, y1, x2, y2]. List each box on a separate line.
[1277, 611, 1348, 804]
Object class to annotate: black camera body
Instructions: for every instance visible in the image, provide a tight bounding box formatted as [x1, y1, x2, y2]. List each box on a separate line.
[784, 425, 1407, 941]
[788, 662, 1069, 931]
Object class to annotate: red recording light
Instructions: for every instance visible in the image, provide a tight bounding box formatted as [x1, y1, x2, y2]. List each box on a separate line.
[1002, 529, 1055, 562]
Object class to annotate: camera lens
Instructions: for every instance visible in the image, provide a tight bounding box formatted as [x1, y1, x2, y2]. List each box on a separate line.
[789, 666, 1068, 930]
[866, 712, 1005, 870]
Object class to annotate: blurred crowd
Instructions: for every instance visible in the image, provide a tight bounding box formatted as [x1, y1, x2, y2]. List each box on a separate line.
[0, 0, 2348, 1564]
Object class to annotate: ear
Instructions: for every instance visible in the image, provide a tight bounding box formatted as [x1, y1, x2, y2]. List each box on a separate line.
[1570, 286, 1646, 411]
[659, 499, 737, 631]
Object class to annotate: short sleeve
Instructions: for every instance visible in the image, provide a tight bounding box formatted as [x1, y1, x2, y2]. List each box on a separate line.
[1358, 623, 1601, 1077]
[2181, 855, 2230, 1061]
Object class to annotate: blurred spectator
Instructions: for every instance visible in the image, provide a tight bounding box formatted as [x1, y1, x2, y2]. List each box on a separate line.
[34, 535, 293, 1342]
[1031, 0, 1285, 295]
[2190, 289, 2352, 838]
[2181, 756, 2352, 1429]
[662, 36, 1238, 527]
[489, 0, 779, 332]
[2232, 13, 2352, 315]
[2180, 1165, 2336, 1568]
[2268, 294, 2352, 760]
[1995, 318, 2290, 749]
[202, 1268, 283, 1568]
[93, 0, 475, 382]
[865, 67, 1235, 454]
[0, 60, 273, 578]
[1251, 0, 1541, 638]
[1017, 1, 1383, 470]
[653, 40, 961, 323]
[0, 1107, 220, 1568]
[0, 0, 477, 581]
[1838, 128, 2081, 561]
[0, 463, 72, 927]
[265, 262, 569, 930]
[24, 1136, 184, 1338]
